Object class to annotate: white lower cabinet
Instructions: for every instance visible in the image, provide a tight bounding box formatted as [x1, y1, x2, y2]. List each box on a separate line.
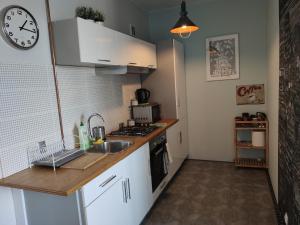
[24, 136, 182, 225]
[83, 143, 152, 225]
[85, 178, 129, 225]
[125, 143, 152, 224]
[166, 122, 187, 181]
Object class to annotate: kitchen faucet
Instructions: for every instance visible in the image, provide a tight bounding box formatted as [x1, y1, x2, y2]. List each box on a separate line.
[87, 113, 106, 141]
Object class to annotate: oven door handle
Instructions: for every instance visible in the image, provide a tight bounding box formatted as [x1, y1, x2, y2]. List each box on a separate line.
[154, 147, 164, 156]
[163, 151, 169, 174]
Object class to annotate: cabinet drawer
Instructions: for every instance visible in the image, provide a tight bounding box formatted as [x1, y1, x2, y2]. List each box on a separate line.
[81, 161, 124, 207]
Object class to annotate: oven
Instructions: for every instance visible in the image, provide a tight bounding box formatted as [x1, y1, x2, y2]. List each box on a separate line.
[149, 132, 168, 193]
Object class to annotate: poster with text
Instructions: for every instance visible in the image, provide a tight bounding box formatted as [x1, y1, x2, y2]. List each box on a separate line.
[206, 34, 239, 81]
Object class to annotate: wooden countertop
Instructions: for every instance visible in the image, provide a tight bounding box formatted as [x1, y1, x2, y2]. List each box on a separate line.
[0, 119, 177, 196]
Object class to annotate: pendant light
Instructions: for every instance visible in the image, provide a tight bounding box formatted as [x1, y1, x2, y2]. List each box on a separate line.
[170, 0, 199, 38]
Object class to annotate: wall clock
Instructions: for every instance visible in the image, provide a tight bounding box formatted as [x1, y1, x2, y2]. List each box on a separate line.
[1, 5, 39, 50]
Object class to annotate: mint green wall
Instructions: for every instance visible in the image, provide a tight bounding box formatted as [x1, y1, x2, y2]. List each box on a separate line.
[149, 0, 268, 161]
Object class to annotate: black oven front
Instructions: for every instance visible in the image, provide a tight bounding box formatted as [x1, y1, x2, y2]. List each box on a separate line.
[149, 132, 168, 193]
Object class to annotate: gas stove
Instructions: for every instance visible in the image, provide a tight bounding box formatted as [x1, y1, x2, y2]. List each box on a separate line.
[110, 126, 157, 137]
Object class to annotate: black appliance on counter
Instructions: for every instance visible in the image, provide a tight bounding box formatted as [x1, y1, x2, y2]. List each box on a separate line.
[149, 132, 168, 192]
[109, 126, 157, 137]
[135, 88, 150, 104]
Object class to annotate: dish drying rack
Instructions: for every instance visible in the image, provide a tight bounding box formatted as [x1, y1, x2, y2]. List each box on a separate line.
[27, 140, 85, 171]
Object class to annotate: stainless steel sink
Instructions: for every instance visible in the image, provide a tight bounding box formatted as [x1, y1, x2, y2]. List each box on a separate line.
[87, 140, 133, 154]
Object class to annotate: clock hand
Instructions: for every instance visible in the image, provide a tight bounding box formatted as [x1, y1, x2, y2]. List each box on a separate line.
[20, 27, 36, 33]
[19, 20, 28, 31]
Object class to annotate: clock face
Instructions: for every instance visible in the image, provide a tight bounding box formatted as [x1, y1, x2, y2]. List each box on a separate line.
[1, 6, 39, 49]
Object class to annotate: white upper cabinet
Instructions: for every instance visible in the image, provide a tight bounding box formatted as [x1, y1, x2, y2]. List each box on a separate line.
[52, 18, 157, 68]
[77, 19, 118, 65]
[139, 40, 157, 68]
[118, 33, 142, 66]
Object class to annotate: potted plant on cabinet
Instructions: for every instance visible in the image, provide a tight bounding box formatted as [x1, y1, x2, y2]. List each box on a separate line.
[76, 6, 89, 20]
[94, 10, 105, 25]
[75, 6, 105, 25]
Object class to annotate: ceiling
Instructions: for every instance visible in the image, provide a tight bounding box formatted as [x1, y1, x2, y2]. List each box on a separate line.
[129, 0, 216, 13]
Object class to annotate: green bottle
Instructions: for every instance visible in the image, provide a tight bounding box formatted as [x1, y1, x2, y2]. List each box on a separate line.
[79, 122, 90, 150]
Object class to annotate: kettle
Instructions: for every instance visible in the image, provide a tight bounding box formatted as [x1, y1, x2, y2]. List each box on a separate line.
[135, 88, 150, 104]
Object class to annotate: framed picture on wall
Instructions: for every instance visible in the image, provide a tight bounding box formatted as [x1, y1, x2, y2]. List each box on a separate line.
[206, 34, 239, 81]
[236, 84, 265, 105]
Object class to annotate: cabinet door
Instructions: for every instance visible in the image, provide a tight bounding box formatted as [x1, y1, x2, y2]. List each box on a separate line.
[179, 120, 189, 160]
[117, 34, 141, 66]
[125, 143, 153, 224]
[173, 40, 189, 158]
[85, 179, 129, 225]
[81, 158, 125, 207]
[173, 40, 187, 120]
[77, 18, 117, 65]
[118, 34, 157, 68]
[166, 122, 182, 180]
[139, 41, 157, 68]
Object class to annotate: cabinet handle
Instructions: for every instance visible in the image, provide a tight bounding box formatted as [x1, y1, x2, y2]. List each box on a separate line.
[127, 178, 131, 200]
[122, 180, 127, 203]
[98, 59, 111, 62]
[128, 62, 137, 65]
[99, 175, 117, 188]
[179, 131, 182, 144]
[148, 159, 151, 177]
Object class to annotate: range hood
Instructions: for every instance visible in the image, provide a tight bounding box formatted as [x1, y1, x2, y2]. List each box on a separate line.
[96, 65, 154, 75]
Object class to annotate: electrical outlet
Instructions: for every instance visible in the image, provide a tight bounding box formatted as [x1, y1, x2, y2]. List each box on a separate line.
[284, 212, 288, 225]
[38, 141, 47, 154]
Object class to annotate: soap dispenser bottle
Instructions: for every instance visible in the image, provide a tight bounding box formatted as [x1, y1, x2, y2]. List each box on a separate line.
[79, 121, 90, 150]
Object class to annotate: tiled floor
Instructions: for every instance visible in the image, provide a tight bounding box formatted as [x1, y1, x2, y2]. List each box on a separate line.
[143, 160, 277, 225]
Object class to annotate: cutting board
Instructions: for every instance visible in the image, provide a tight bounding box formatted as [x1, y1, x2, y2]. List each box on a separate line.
[61, 152, 108, 170]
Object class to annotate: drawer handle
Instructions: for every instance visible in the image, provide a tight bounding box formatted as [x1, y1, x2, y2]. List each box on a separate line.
[98, 59, 111, 62]
[126, 178, 131, 200]
[122, 180, 127, 203]
[99, 175, 117, 188]
[128, 62, 137, 65]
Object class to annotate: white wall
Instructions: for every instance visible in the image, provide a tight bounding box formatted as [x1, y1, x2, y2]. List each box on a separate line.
[49, 0, 150, 41]
[266, 0, 279, 200]
[0, 0, 149, 225]
[0, 1, 58, 225]
[149, 0, 268, 162]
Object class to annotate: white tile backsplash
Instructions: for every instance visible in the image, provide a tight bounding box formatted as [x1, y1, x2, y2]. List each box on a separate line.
[57, 66, 141, 148]
[0, 64, 61, 177]
[0, 64, 141, 177]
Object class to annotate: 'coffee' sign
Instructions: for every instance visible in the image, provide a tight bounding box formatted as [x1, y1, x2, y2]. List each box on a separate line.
[236, 84, 265, 105]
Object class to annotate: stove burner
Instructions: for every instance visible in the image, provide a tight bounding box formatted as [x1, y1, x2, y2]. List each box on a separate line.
[110, 126, 157, 137]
